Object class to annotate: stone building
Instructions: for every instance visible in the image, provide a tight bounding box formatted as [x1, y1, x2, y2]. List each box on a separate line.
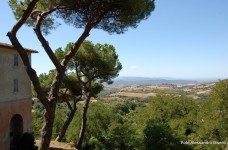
[0, 42, 37, 149]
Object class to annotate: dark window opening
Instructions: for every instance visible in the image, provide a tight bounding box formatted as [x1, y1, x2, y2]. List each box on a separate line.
[13, 79, 18, 92]
[14, 54, 19, 66]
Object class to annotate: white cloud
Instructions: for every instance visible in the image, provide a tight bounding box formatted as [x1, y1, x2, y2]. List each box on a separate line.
[130, 65, 137, 70]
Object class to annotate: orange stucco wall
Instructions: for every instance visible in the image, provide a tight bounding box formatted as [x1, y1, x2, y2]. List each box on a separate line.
[0, 99, 32, 150]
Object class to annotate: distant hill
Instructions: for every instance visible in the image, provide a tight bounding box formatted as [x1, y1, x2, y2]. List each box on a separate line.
[106, 77, 217, 88]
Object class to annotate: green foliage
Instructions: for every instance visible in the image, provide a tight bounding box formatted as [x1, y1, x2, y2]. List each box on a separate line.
[31, 87, 228, 149]
[36, 70, 83, 102]
[73, 40, 122, 83]
[9, 0, 59, 35]
[9, 0, 155, 34]
[58, 0, 155, 34]
[143, 119, 192, 150]
[55, 42, 74, 62]
[103, 123, 139, 150]
[150, 94, 197, 122]
[9, 0, 28, 20]
[91, 82, 104, 96]
[33, 102, 45, 112]
[210, 80, 228, 117]
[150, 94, 199, 141]
[31, 78, 228, 150]
[112, 100, 137, 115]
[37, 70, 56, 96]
[64, 102, 139, 149]
[32, 110, 43, 138]
[63, 73, 82, 97]
[55, 40, 122, 84]
[124, 94, 204, 150]
[32, 102, 44, 138]
[191, 80, 228, 150]
[53, 105, 68, 138]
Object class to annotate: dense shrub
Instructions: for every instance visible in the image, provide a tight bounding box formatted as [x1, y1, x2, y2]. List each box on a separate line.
[18, 133, 38, 150]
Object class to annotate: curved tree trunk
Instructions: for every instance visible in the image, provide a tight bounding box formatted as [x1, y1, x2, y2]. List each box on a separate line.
[56, 101, 77, 142]
[55, 109, 76, 141]
[76, 94, 91, 149]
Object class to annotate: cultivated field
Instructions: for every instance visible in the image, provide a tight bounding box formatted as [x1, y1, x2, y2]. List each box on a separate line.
[99, 82, 216, 101]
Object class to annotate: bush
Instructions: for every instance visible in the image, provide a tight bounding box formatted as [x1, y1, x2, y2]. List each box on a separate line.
[18, 133, 38, 150]
[143, 119, 192, 150]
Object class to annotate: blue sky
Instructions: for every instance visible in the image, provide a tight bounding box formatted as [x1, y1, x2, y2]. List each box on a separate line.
[1, 0, 228, 79]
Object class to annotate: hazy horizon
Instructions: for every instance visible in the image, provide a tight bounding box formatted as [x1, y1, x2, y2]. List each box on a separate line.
[115, 76, 223, 81]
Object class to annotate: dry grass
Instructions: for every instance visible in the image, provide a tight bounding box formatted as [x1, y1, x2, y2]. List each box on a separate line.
[196, 90, 211, 95]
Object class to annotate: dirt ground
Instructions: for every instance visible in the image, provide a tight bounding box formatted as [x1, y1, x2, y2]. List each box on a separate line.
[36, 140, 76, 150]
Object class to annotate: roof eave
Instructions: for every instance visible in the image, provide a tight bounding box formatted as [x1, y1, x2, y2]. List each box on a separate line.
[0, 42, 39, 53]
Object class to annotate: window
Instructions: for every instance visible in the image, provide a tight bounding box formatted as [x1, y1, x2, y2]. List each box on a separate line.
[14, 54, 19, 66]
[13, 79, 18, 92]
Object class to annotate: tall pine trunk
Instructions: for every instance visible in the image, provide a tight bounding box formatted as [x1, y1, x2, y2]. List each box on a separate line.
[39, 106, 56, 150]
[76, 93, 91, 149]
[56, 102, 77, 142]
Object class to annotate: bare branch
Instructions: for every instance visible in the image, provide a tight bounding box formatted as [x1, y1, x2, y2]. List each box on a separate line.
[34, 6, 65, 75]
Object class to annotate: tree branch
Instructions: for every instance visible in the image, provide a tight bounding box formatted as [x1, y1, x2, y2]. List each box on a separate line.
[11, 0, 39, 35]
[7, 0, 50, 109]
[66, 100, 73, 111]
[34, 6, 65, 75]
[92, 10, 109, 26]
[74, 95, 82, 110]
[61, 23, 93, 67]
[88, 82, 97, 98]
[75, 62, 86, 85]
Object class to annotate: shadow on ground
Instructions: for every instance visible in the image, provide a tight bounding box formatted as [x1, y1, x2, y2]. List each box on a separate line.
[49, 148, 76, 150]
